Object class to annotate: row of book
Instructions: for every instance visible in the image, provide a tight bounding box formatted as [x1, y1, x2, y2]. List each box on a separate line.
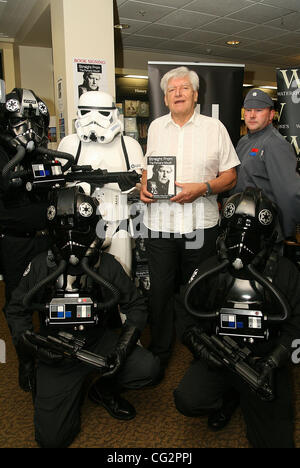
[117, 100, 149, 118]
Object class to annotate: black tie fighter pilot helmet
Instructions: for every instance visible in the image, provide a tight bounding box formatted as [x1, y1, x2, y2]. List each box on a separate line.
[220, 187, 278, 269]
[47, 186, 106, 266]
[0, 88, 49, 150]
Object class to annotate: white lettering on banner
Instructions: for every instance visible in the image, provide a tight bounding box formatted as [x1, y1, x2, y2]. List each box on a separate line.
[280, 69, 300, 90]
[212, 104, 219, 120]
[283, 135, 300, 155]
[278, 102, 286, 122]
[0, 339, 5, 363]
[289, 136, 300, 156]
[198, 104, 220, 118]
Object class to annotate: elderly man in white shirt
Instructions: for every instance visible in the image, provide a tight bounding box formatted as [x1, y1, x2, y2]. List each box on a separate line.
[140, 66, 240, 377]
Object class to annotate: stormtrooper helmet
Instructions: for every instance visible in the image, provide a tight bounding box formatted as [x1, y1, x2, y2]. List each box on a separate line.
[75, 91, 123, 144]
[0, 88, 49, 150]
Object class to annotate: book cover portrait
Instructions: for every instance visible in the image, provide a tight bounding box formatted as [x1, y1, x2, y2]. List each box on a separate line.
[147, 156, 176, 199]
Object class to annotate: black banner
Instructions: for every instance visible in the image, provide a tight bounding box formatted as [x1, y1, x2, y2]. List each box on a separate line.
[148, 61, 244, 146]
[276, 67, 300, 171]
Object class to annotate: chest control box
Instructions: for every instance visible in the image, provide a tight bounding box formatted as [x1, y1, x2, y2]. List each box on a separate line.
[45, 295, 98, 328]
[216, 307, 268, 340]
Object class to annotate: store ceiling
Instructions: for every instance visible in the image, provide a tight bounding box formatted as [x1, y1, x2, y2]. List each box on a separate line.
[0, 0, 37, 38]
[117, 0, 300, 67]
[0, 0, 299, 68]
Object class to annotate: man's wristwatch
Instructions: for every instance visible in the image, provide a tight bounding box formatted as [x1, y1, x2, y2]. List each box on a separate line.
[202, 182, 212, 197]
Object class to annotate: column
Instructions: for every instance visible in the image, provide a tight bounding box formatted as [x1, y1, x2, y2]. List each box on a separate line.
[50, 0, 115, 140]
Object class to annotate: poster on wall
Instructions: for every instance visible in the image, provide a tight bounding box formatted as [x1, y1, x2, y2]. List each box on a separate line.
[148, 61, 244, 146]
[57, 78, 64, 113]
[59, 117, 65, 140]
[73, 58, 108, 106]
[276, 67, 300, 172]
[0, 78, 5, 103]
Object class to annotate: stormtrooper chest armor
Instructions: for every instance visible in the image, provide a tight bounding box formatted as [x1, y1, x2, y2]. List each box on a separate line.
[77, 138, 131, 222]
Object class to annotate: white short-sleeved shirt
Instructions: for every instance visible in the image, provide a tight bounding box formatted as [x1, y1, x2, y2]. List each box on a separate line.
[143, 111, 240, 233]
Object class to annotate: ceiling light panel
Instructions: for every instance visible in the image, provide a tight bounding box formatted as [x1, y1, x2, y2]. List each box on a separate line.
[182, 0, 254, 16]
[228, 3, 293, 24]
[118, 1, 176, 23]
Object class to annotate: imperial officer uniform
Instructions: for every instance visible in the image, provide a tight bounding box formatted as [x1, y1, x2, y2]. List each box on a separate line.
[234, 89, 300, 238]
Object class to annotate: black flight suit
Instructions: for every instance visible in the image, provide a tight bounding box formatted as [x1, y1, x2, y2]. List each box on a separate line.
[0, 144, 50, 306]
[6, 250, 160, 448]
[174, 254, 300, 448]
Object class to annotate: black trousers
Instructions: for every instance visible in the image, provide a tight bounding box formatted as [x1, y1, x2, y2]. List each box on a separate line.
[34, 329, 160, 448]
[174, 359, 295, 448]
[144, 226, 218, 366]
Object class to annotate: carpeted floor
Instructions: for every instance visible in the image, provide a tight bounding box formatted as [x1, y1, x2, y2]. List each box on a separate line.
[1, 280, 300, 449]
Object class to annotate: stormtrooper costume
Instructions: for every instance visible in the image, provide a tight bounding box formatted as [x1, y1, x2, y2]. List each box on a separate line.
[58, 91, 144, 278]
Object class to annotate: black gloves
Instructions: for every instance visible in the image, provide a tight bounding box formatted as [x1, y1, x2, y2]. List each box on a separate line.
[18, 330, 64, 367]
[182, 326, 222, 368]
[264, 344, 291, 368]
[255, 344, 290, 399]
[117, 172, 139, 192]
[103, 325, 140, 378]
[182, 326, 205, 359]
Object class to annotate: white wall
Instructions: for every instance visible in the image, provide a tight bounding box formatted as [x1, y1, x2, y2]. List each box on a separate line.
[18, 45, 55, 114]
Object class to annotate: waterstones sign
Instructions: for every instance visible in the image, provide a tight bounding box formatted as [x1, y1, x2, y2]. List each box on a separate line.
[276, 67, 300, 170]
[148, 61, 244, 146]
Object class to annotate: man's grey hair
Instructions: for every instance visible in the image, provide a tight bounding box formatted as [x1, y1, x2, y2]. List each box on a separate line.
[160, 66, 199, 94]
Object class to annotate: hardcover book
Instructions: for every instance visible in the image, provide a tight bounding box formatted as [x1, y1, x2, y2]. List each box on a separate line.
[146, 156, 176, 199]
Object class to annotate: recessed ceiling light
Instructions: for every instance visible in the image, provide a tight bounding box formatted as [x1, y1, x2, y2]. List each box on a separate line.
[125, 75, 148, 79]
[226, 40, 240, 46]
[114, 23, 130, 30]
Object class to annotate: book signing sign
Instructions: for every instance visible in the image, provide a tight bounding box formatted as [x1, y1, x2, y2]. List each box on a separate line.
[73, 57, 108, 106]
